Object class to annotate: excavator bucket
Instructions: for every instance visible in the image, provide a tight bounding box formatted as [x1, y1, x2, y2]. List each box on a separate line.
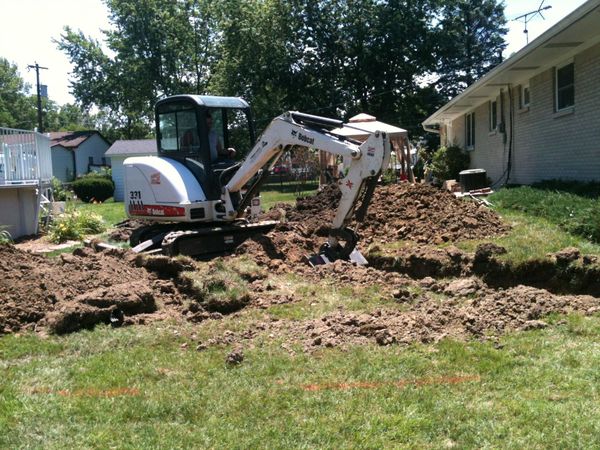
[306, 227, 368, 266]
[307, 248, 368, 267]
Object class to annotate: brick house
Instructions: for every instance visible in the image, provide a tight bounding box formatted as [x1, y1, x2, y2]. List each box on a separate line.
[422, 0, 600, 185]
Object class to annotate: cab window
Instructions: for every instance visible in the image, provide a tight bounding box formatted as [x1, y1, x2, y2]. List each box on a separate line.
[158, 106, 200, 154]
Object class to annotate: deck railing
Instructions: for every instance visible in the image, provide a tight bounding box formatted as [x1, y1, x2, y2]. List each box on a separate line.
[0, 127, 52, 185]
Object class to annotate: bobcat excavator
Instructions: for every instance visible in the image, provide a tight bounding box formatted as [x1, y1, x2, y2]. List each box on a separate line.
[124, 95, 390, 264]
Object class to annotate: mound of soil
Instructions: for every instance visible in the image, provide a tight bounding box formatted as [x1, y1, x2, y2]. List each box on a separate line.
[283, 183, 509, 244]
[240, 183, 508, 265]
[0, 245, 186, 334]
[361, 183, 509, 244]
[205, 280, 600, 351]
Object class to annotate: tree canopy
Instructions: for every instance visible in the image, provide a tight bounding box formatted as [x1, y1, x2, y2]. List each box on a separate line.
[0, 57, 93, 132]
[55, 0, 507, 141]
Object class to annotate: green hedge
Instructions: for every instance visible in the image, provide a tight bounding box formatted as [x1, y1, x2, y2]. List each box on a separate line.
[430, 145, 470, 181]
[72, 175, 114, 203]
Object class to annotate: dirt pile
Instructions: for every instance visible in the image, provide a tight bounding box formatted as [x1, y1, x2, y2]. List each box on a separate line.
[361, 183, 509, 244]
[205, 279, 600, 351]
[280, 182, 509, 244]
[239, 183, 508, 265]
[0, 245, 187, 334]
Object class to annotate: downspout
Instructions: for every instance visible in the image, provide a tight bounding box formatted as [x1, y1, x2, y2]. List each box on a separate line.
[505, 84, 514, 184]
[71, 148, 76, 181]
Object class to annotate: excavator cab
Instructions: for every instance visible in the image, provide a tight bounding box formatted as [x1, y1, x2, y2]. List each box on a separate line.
[155, 95, 255, 199]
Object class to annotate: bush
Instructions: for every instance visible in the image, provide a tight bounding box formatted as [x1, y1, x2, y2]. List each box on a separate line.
[72, 174, 114, 203]
[0, 227, 12, 244]
[51, 177, 72, 201]
[48, 209, 106, 243]
[430, 145, 470, 181]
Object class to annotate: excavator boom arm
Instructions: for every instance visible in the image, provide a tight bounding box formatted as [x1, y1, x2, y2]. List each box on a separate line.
[222, 111, 391, 245]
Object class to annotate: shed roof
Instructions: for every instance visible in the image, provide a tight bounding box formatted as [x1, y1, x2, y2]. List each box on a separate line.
[105, 139, 157, 156]
[423, 0, 600, 128]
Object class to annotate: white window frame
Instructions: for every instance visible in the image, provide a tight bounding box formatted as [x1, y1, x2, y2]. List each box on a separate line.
[520, 84, 530, 108]
[465, 112, 475, 150]
[488, 100, 497, 132]
[555, 61, 574, 112]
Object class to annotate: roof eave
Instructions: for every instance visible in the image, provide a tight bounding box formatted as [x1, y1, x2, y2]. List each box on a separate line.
[422, 0, 600, 128]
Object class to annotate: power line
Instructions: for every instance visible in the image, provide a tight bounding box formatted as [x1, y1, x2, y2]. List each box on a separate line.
[27, 62, 49, 133]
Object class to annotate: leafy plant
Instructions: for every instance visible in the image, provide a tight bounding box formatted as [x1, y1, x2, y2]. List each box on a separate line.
[0, 227, 12, 244]
[430, 145, 470, 181]
[50, 177, 72, 201]
[72, 174, 114, 203]
[48, 209, 106, 243]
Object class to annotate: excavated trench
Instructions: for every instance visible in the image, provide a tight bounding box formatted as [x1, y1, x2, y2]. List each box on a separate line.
[3, 183, 600, 350]
[366, 243, 600, 297]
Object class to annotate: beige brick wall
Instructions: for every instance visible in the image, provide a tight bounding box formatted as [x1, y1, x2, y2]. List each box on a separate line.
[446, 41, 600, 185]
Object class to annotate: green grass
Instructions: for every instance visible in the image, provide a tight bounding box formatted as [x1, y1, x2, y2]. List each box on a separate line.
[75, 199, 127, 226]
[457, 208, 600, 263]
[450, 184, 600, 263]
[1, 316, 599, 448]
[261, 180, 318, 210]
[491, 184, 600, 243]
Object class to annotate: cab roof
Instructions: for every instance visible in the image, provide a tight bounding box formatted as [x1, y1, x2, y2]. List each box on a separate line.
[156, 95, 250, 109]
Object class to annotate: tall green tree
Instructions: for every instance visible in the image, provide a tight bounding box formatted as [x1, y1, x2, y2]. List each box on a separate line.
[57, 0, 218, 139]
[0, 58, 36, 129]
[434, 0, 507, 98]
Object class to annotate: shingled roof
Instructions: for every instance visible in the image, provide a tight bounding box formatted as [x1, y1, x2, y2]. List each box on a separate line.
[105, 139, 157, 156]
[49, 131, 109, 149]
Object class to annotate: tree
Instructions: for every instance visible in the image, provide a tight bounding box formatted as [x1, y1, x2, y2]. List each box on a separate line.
[434, 0, 507, 99]
[0, 58, 36, 129]
[56, 0, 218, 139]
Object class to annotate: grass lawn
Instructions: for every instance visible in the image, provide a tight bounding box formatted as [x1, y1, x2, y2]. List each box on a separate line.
[261, 180, 318, 210]
[1, 315, 599, 448]
[75, 199, 128, 226]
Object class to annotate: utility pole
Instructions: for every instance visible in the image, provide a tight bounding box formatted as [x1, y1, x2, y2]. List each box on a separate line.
[513, 1, 552, 45]
[27, 62, 48, 133]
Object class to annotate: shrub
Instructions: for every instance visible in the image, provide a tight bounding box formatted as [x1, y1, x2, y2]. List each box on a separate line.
[0, 227, 12, 244]
[430, 145, 470, 181]
[51, 177, 72, 201]
[72, 174, 114, 203]
[48, 209, 106, 243]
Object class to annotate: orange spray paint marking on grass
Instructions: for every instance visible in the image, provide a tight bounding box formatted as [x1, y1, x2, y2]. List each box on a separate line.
[29, 387, 140, 398]
[302, 375, 480, 392]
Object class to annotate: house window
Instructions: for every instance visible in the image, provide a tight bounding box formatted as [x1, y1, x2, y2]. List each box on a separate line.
[465, 112, 475, 149]
[488, 100, 497, 131]
[101, 157, 107, 165]
[555, 62, 574, 111]
[520, 84, 530, 108]
[88, 156, 94, 165]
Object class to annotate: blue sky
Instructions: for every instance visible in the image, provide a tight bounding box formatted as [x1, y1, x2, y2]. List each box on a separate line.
[0, 0, 589, 106]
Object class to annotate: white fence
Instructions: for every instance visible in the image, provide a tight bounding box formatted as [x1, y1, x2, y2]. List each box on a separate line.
[0, 127, 52, 185]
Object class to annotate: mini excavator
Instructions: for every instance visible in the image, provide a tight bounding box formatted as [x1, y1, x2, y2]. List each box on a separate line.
[124, 95, 390, 263]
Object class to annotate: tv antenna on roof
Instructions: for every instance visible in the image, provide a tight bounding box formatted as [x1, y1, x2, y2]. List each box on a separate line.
[513, 0, 552, 45]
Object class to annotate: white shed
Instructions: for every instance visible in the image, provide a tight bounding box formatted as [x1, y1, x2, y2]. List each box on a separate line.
[105, 139, 157, 201]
